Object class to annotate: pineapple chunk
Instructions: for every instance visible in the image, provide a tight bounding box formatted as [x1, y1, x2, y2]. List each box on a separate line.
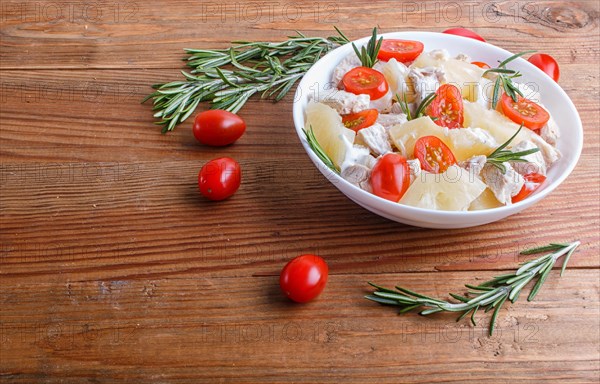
[388, 116, 497, 161]
[474, 77, 494, 109]
[411, 50, 448, 68]
[444, 60, 486, 102]
[469, 188, 503, 210]
[463, 101, 532, 144]
[400, 165, 486, 211]
[446, 128, 498, 159]
[380, 58, 411, 101]
[305, 101, 356, 168]
[389, 117, 443, 157]
[412, 50, 485, 102]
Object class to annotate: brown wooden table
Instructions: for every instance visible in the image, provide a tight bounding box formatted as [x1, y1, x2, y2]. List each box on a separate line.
[1, 1, 599, 382]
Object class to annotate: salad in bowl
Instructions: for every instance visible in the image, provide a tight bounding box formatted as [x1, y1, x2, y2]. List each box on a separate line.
[294, 30, 582, 227]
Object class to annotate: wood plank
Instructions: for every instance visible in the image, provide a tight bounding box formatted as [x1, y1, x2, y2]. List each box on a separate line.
[1, 1, 599, 69]
[1, 271, 599, 382]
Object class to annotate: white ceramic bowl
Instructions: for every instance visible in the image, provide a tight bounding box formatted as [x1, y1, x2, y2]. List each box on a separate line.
[292, 31, 583, 228]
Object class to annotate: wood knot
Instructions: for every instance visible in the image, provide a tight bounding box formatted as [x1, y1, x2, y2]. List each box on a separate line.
[543, 5, 592, 29]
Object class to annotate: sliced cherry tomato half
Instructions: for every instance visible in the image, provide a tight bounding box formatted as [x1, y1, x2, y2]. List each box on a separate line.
[342, 67, 389, 100]
[528, 53, 560, 82]
[341, 109, 379, 132]
[442, 28, 486, 42]
[427, 84, 464, 129]
[414, 136, 457, 174]
[370, 153, 410, 202]
[500, 93, 550, 130]
[198, 157, 241, 201]
[377, 39, 424, 63]
[512, 173, 546, 203]
[280, 254, 328, 303]
[193, 110, 246, 146]
[471, 61, 491, 69]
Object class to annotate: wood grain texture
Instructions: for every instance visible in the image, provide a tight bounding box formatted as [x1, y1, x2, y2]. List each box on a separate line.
[1, 271, 599, 382]
[1, 1, 599, 69]
[1, 0, 600, 382]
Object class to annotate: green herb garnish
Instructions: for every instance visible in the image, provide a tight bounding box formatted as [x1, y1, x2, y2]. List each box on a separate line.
[143, 28, 351, 133]
[366, 241, 580, 336]
[303, 125, 339, 174]
[486, 124, 539, 173]
[352, 27, 383, 68]
[484, 50, 536, 109]
[397, 92, 437, 121]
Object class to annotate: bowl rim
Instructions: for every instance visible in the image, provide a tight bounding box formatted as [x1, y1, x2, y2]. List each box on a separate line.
[292, 31, 583, 217]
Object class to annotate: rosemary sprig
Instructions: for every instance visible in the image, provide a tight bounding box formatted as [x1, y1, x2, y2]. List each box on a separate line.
[352, 27, 383, 68]
[303, 125, 339, 174]
[486, 124, 539, 173]
[396, 92, 437, 121]
[142, 28, 351, 133]
[484, 50, 536, 109]
[366, 241, 581, 336]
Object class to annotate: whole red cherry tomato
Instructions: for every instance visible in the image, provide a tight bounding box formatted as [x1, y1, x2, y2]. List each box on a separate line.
[528, 53, 560, 82]
[442, 28, 486, 42]
[280, 254, 328, 303]
[193, 110, 246, 146]
[198, 157, 241, 201]
[370, 153, 410, 202]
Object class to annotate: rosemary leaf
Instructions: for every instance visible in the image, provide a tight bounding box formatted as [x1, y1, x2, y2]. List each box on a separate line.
[414, 92, 437, 118]
[367, 282, 398, 294]
[479, 273, 515, 287]
[397, 91, 436, 121]
[491, 75, 502, 109]
[498, 49, 537, 68]
[449, 293, 470, 303]
[490, 124, 523, 157]
[470, 305, 480, 326]
[420, 308, 444, 316]
[398, 303, 422, 314]
[395, 286, 446, 304]
[396, 93, 410, 117]
[333, 26, 351, 44]
[303, 126, 339, 174]
[520, 243, 568, 255]
[489, 296, 508, 336]
[364, 295, 399, 306]
[483, 68, 517, 75]
[527, 261, 555, 301]
[464, 284, 496, 292]
[502, 76, 517, 101]
[457, 307, 474, 322]
[560, 245, 578, 277]
[372, 291, 417, 304]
